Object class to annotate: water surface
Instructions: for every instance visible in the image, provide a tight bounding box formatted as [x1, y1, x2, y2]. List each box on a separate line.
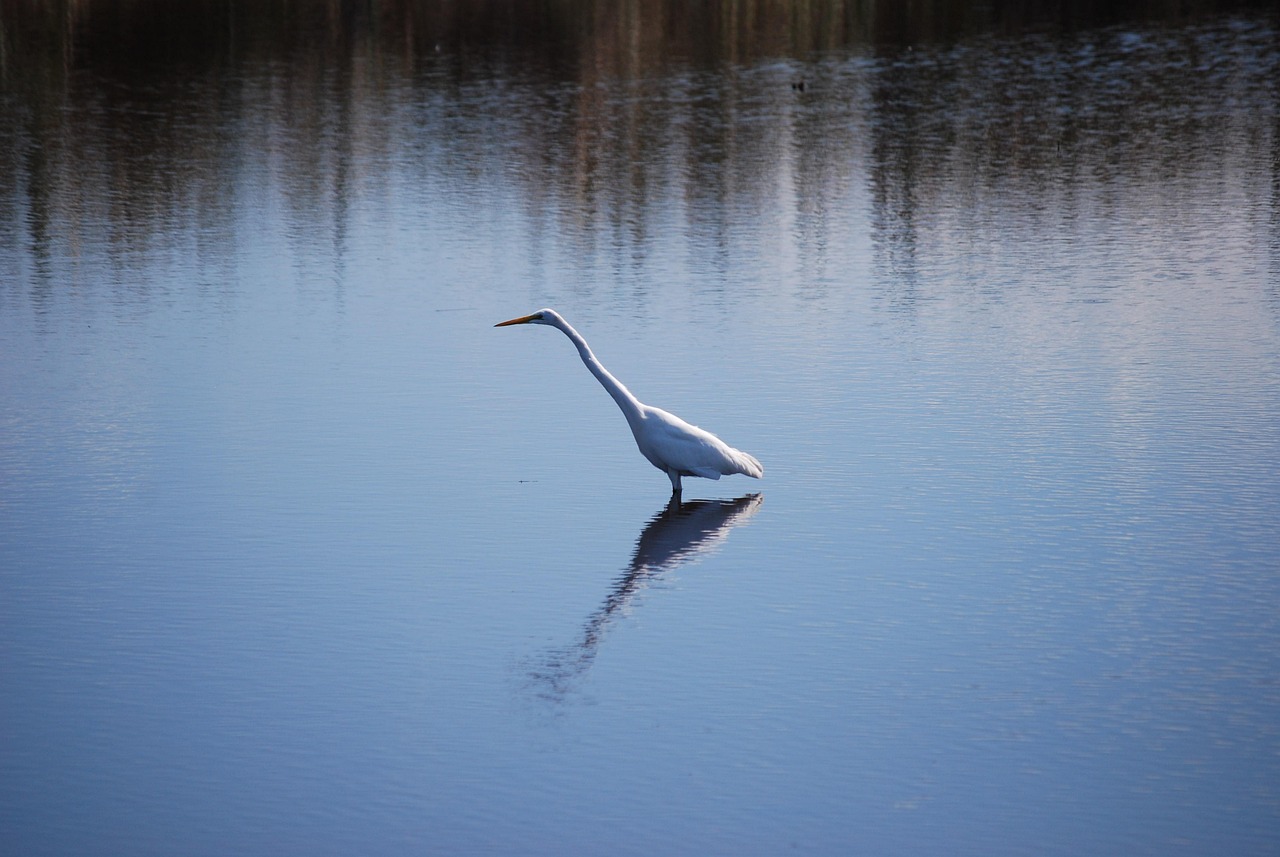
[3, 3, 1279, 855]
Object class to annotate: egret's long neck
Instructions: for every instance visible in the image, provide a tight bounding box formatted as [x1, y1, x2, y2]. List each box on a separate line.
[553, 318, 645, 424]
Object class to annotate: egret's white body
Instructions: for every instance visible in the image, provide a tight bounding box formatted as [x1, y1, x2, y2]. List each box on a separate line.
[495, 309, 763, 495]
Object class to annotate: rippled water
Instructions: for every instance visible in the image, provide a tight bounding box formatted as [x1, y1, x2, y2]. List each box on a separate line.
[3, 3, 1279, 854]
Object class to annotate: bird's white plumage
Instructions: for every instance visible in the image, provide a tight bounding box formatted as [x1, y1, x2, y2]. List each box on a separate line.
[495, 309, 762, 495]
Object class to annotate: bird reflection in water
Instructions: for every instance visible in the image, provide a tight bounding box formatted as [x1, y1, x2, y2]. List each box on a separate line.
[525, 493, 763, 704]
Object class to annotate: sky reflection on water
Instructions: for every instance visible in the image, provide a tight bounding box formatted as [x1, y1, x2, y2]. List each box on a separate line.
[2, 2, 1280, 855]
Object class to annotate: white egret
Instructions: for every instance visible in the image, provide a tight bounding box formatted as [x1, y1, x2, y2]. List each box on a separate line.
[495, 309, 763, 496]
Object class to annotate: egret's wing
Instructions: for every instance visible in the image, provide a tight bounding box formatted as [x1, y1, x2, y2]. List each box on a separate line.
[643, 407, 761, 479]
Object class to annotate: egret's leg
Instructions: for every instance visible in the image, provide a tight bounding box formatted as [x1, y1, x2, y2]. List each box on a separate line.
[667, 470, 682, 495]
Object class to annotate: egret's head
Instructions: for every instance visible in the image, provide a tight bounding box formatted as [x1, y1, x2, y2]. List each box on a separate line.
[495, 308, 559, 328]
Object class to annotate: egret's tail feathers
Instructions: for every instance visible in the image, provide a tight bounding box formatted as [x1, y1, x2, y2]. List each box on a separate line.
[732, 449, 763, 479]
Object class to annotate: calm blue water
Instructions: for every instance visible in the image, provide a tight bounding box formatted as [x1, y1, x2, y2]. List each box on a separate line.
[3, 5, 1280, 855]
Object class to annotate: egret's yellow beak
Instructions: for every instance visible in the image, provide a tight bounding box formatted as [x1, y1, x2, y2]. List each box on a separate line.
[495, 313, 539, 327]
